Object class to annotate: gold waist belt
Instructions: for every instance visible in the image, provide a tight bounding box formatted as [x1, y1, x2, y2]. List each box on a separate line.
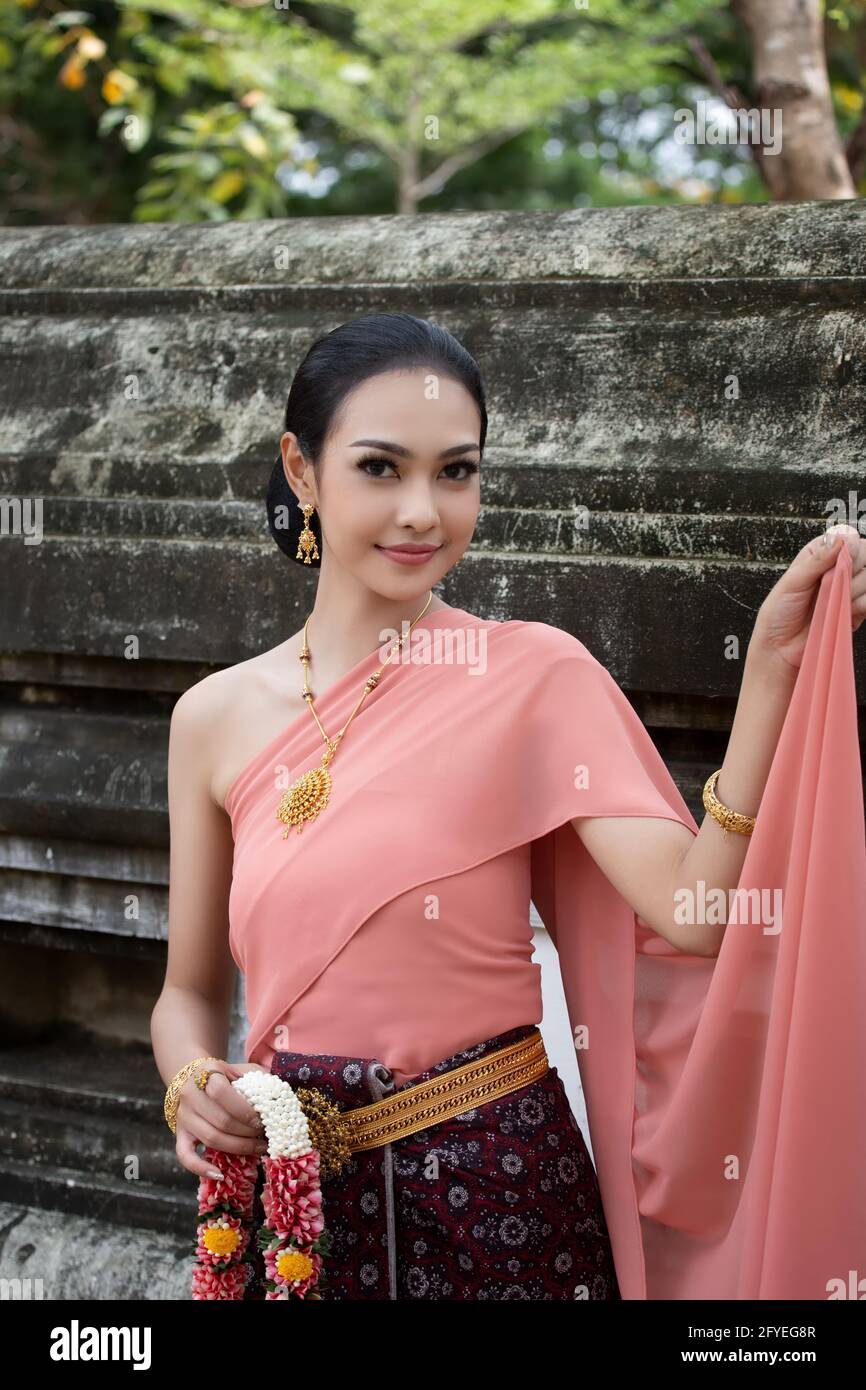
[296, 1028, 550, 1182]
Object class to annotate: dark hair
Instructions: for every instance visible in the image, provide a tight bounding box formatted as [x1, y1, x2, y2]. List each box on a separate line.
[266, 312, 488, 567]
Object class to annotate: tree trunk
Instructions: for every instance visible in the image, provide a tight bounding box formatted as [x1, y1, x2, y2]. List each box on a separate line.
[398, 74, 420, 214]
[397, 170, 417, 215]
[735, 0, 855, 199]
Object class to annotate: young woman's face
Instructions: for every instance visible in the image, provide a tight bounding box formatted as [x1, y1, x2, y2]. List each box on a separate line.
[285, 366, 482, 596]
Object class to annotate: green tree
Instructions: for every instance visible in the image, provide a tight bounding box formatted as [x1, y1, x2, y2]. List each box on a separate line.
[114, 0, 715, 213]
[2, 0, 717, 220]
[2, 0, 864, 223]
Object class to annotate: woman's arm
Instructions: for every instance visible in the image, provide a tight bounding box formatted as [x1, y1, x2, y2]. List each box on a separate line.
[571, 638, 795, 956]
[571, 525, 866, 956]
[151, 681, 268, 1179]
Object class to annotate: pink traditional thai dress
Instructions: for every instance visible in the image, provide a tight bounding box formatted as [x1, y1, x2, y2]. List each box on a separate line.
[223, 544, 866, 1300]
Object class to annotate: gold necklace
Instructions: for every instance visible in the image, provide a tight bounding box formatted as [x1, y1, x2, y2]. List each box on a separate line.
[275, 591, 435, 837]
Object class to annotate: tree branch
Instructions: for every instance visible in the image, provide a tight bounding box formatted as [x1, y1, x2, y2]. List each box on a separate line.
[685, 33, 769, 184]
[410, 123, 526, 202]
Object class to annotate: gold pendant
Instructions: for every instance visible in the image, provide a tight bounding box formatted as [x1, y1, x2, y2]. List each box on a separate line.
[276, 764, 332, 837]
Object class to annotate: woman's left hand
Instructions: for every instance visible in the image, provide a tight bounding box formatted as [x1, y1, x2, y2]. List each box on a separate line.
[750, 523, 866, 676]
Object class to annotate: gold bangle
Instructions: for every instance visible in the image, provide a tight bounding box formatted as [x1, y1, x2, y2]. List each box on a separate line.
[163, 1055, 224, 1136]
[702, 769, 756, 842]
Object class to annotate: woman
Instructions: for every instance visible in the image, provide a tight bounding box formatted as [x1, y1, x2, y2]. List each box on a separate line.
[152, 312, 866, 1301]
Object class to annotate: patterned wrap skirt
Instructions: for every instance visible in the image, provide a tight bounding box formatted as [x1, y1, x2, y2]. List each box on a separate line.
[243, 1022, 621, 1301]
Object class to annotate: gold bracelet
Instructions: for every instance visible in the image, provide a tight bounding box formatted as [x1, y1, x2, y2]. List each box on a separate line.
[163, 1055, 224, 1136]
[702, 769, 757, 842]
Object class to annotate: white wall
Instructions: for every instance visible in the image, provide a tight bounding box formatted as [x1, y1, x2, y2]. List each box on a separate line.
[531, 910, 595, 1167]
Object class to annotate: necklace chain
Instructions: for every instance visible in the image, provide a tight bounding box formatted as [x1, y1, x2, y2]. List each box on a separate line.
[300, 590, 435, 757]
[275, 591, 435, 837]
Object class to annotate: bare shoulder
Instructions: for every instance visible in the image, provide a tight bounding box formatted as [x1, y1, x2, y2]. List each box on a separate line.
[170, 630, 306, 807]
[171, 643, 285, 731]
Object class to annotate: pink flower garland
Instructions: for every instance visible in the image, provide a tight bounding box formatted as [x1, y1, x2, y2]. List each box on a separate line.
[190, 1078, 332, 1300]
[191, 1148, 258, 1300]
[258, 1147, 329, 1299]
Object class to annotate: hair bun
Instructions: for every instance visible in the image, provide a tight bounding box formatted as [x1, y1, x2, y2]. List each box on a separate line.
[266, 454, 321, 567]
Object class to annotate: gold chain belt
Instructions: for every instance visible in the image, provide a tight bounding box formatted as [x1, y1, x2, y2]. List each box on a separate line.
[295, 1028, 550, 1182]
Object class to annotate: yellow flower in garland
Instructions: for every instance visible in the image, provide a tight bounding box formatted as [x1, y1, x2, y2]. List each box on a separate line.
[202, 1225, 241, 1258]
[276, 1250, 314, 1282]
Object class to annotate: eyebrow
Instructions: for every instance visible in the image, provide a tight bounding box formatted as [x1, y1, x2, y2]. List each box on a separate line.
[349, 439, 481, 459]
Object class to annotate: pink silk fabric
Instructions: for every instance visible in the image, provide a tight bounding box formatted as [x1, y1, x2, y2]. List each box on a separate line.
[225, 543, 866, 1300]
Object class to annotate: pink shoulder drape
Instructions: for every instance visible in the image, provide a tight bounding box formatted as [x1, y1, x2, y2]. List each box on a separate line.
[226, 543, 866, 1300]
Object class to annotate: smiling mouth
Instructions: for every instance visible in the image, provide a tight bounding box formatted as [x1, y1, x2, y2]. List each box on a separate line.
[375, 544, 443, 554]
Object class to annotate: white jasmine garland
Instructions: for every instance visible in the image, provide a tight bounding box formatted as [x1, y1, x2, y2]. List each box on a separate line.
[232, 1072, 312, 1160]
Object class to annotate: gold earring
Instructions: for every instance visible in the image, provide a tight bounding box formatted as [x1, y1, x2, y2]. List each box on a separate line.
[296, 501, 320, 564]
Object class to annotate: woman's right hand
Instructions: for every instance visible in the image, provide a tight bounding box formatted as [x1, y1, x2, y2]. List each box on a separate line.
[174, 1059, 272, 1180]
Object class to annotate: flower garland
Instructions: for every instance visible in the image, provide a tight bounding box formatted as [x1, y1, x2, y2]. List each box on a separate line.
[191, 1072, 332, 1300]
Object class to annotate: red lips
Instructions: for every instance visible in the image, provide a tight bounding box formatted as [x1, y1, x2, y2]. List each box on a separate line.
[376, 544, 441, 553]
